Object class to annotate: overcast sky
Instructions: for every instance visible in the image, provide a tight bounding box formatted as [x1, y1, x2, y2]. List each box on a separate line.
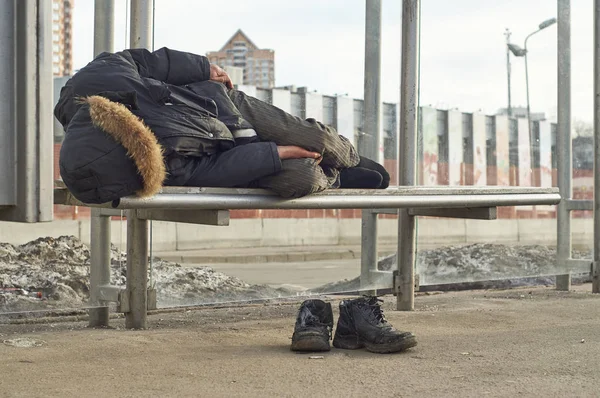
[72, 0, 595, 123]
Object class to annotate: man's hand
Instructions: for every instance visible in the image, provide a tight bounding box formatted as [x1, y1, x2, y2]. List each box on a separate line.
[210, 64, 233, 89]
[277, 145, 322, 164]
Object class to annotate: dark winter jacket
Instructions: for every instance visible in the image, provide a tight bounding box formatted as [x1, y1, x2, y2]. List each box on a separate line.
[54, 47, 275, 204]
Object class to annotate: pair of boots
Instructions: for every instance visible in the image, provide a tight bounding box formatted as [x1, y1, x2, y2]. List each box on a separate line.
[290, 296, 417, 354]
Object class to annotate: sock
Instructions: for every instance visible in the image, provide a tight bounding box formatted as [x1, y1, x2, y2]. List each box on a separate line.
[339, 167, 383, 189]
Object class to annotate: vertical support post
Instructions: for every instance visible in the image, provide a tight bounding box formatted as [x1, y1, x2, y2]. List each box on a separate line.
[396, 0, 420, 311]
[125, 0, 153, 329]
[36, 0, 53, 222]
[125, 210, 149, 329]
[363, 0, 382, 162]
[89, 209, 111, 327]
[0, 0, 16, 208]
[556, 0, 572, 291]
[130, 0, 154, 49]
[0, 0, 53, 223]
[88, 0, 115, 328]
[593, 0, 600, 293]
[93, 0, 114, 56]
[360, 210, 378, 295]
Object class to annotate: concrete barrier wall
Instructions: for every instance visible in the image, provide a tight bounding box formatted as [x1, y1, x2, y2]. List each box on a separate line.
[1, 217, 592, 253]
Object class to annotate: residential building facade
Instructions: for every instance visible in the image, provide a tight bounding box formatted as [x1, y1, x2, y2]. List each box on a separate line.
[52, 0, 74, 76]
[207, 29, 275, 88]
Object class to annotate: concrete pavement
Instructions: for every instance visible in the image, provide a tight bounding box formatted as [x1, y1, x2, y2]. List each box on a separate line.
[1, 285, 599, 397]
[154, 244, 397, 264]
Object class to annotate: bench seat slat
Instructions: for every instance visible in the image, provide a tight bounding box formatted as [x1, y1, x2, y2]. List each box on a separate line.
[54, 186, 561, 210]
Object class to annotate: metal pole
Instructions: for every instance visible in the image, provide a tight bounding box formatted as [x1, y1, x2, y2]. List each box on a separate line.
[505, 29, 513, 117]
[88, 0, 115, 328]
[363, 0, 382, 161]
[0, 0, 16, 208]
[397, 0, 419, 311]
[360, 210, 378, 295]
[523, 35, 540, 178]
[556, 0, 572, 291]
[89, 209, 111, 327]
[593, 0, 600, 293]
[0, 0, 54, 223]
[125, 0, 153, 329]
[15, 1, 36, 221]
[37, 0, 53, 222]
[125, 210, 149, 329]
[524, 51, 534, 170]
[129, 0, 154, 49]
[93, 0, 115, 56]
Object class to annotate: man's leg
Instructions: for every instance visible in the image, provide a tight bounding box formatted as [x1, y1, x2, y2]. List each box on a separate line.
[178, 142, 282, 188]
[228, 89, 360, 170]
[254, 158, 332, 198]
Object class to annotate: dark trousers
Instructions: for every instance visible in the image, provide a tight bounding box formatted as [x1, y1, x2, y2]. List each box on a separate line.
[184, 82, 360, 198]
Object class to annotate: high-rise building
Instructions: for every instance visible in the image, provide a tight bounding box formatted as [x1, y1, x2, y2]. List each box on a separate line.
[207, 29, 275, 89]
[51, 0, 74, 77]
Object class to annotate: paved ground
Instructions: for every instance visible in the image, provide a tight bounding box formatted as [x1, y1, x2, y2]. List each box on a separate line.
[155, 244, 398, 264]
[1, 285, 599, 397]
[205, 258, 362, 290]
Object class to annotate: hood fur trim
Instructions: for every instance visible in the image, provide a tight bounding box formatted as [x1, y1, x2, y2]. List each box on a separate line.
[81, 95, 166, 198]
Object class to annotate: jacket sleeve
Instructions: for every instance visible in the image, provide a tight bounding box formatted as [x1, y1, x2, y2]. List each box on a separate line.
[125, 47, 211, 86]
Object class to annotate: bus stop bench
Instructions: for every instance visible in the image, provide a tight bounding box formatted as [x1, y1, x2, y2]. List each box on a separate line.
[53, 185, 561, 329]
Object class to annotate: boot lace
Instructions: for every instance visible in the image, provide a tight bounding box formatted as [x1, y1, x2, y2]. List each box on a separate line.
[364, 296, 388, 325]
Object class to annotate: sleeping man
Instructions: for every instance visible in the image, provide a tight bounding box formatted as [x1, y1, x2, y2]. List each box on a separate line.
[54, 47, 389, 204]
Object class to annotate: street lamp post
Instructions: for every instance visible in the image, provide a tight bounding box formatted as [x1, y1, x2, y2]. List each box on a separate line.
[507, 17, 557, 184]
[505, 28, 513, 117]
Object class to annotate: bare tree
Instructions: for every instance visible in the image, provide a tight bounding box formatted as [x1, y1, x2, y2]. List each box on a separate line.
[573, 119, 593, 137]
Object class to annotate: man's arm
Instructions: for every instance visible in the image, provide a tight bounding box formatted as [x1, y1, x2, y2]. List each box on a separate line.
[126, 47, 211, 86]
[127, 47, 233, 88]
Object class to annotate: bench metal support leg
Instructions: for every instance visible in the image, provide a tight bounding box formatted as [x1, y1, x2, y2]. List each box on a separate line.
[397, 209, 416, 310]
[89, 208, 111, 327]
[125, 210, 149, 329]
[360, 210, 378, 295]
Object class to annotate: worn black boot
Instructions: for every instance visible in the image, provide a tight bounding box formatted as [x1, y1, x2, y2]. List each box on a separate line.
[339, 167, 383, 189]
[356, 156, 390, 189]
[290, 299, 334, 352]
[333, 296, 417, 353]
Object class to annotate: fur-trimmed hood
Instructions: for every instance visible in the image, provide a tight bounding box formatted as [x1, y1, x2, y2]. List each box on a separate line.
[80, 95, 166, 198]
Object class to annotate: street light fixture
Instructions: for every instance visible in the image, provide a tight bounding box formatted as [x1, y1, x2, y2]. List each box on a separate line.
[507, 17, 557, 184]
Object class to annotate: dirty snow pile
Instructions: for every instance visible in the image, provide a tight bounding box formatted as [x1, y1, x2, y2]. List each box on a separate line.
[313, 243, 592, 293]
[403, 243, 590, 285]
[0, 236, 291, 313]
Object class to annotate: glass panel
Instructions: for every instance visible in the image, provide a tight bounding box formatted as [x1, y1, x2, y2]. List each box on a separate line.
[414, 0, 594, 288]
